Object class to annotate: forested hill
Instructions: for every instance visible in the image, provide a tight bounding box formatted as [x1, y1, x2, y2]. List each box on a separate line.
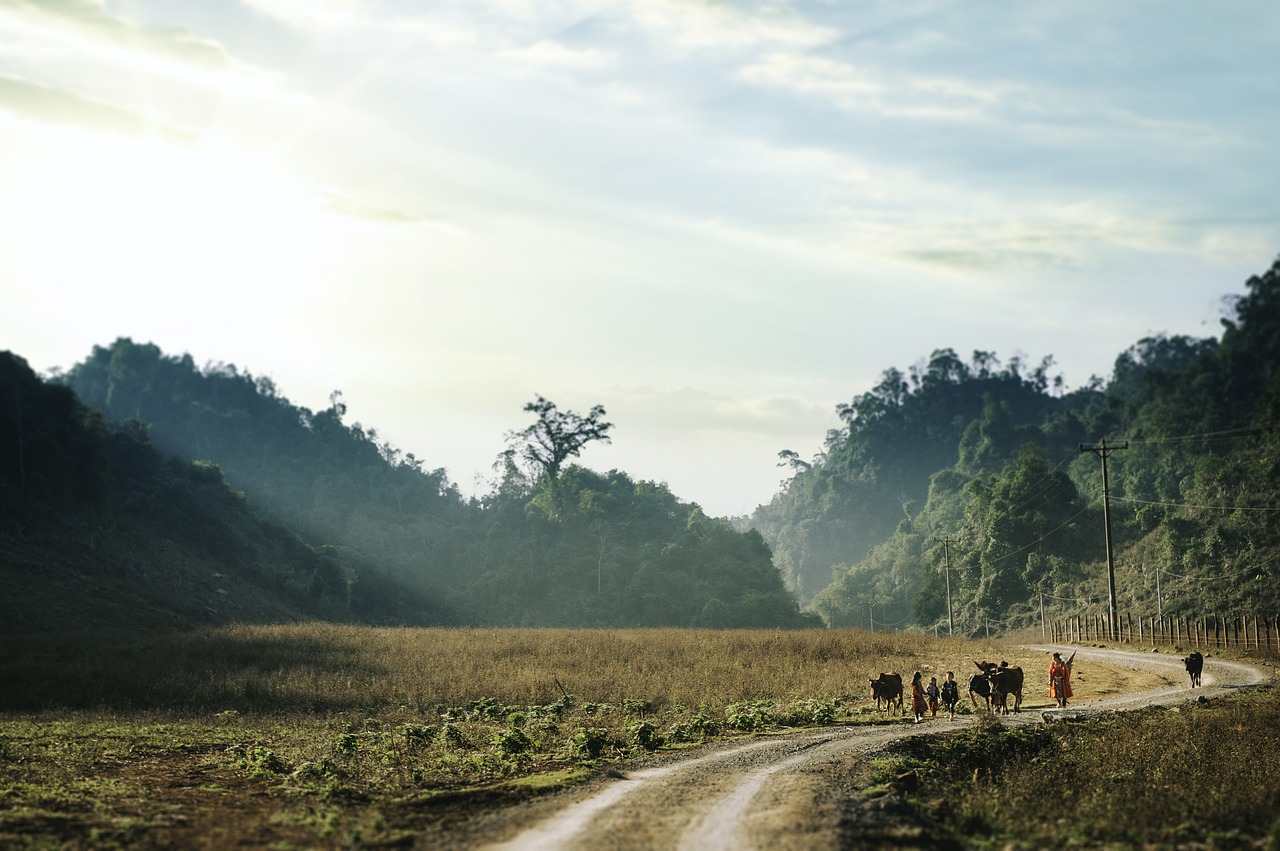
[0, 351, 443, 631]
[8, 259, 1277, 635]
[50, 342, 816, 630]
[753, 256, 1280, 631]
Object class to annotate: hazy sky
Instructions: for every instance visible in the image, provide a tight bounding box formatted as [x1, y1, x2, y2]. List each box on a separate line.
[2, 2, 1277, 517]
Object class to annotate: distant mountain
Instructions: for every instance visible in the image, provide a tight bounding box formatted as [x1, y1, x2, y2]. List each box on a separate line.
[50, 341, 816, 629]
[15, 256, 1275, 635]
[0, 351, 448, 632]
[751, 256, 1280, 630]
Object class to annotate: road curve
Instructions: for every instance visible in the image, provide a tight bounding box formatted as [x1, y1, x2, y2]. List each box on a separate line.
[480, 647, 1272, 850]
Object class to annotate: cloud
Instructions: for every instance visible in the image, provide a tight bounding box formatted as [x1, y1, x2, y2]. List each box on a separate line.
[623, 0, 834, 51]
[606, 384, 832, 441]
[737, 52, 1013, 123]
[317, 190, 467, 236]
[0, 74, 195, 142]
[239, 0, 480, 46]
[500, 39, 613, 69]
[0, 0, 233, 69]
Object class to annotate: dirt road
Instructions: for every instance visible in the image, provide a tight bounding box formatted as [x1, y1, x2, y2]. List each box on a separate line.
[465, 646, 1271, 850]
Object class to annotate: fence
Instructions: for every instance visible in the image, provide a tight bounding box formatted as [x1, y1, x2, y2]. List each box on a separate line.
[1046, 613, 1280, 650]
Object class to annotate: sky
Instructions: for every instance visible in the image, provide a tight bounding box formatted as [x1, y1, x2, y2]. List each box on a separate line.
[2, 1, 1278, 518]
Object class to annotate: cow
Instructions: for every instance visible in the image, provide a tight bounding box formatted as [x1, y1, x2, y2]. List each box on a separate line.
[968, 673, 993, 712]
[977, 660, 1024, 714]
[869, 671, 904, 715]
[1185, 651, 1204, 688]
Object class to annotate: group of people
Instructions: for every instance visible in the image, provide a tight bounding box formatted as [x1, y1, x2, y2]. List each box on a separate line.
[905, 652, 1075, 722]
[908, 670, 960, 722]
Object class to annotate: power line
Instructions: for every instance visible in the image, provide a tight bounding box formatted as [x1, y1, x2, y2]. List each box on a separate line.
[1109, 494, 1280, 513]
[982, 505, 1093, 565]
[1157, 562, 1271, 582]
[1125, 420, 1280, 446]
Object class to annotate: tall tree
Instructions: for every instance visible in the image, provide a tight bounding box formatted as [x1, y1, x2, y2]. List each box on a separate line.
[507, 396, 613, 489]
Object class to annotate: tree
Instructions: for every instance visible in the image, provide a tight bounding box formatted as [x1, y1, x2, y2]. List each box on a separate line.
[507, 396, 613, 490]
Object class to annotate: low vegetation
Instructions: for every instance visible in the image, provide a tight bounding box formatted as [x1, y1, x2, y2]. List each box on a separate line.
[884, 684, 1280, 848]
[0, 625, 1024, 847]
[6, 624, 1268, 848]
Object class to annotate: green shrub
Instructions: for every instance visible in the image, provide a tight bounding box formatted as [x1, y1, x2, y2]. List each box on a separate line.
[491, 727, 534, 756]
[568, 727, 612, 759]
[628, 721, 664, 751]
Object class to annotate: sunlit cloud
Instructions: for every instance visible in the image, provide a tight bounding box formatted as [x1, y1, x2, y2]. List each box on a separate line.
[500, 39, 614, 69]
[239, 0, 481, 46]
[624, 0, 834, 50]
[2, 1, 1277, 516]
[0, 74, 195, 141]
[317, 190, 468, 237]
[0, 0, 232, 69]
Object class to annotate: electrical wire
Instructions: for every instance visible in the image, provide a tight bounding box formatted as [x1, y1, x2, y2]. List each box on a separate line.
[1108, 493, 1280, 513]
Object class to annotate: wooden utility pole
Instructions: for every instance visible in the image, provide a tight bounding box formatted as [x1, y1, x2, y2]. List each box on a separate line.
[936, 537, 958, 635]
[1155, 564, 1163, 620]
[1080, 438, 1129, 641]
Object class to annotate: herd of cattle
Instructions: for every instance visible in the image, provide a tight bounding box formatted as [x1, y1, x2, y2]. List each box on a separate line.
[869, 651, 1207, 716]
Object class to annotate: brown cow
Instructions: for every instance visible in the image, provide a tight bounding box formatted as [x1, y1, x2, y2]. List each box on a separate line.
[977, 660, 1023, 714]
[869, 671, 904, 715]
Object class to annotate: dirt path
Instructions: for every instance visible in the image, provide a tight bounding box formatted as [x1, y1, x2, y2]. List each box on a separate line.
[468, 646, 1273, 851]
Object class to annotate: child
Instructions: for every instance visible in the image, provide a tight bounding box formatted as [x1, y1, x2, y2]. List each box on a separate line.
[926, 676, 940, 718]
[910, 671, 927, 723]
[940, 671, 960, 721]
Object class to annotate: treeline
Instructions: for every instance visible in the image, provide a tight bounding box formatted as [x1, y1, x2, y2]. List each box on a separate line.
[48, 341, 815, 629]
[754, 256, 1280, 632]
[0, 351, 435, 630]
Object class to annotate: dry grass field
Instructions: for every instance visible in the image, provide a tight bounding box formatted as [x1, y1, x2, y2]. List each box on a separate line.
[0, 624, 1253, 848]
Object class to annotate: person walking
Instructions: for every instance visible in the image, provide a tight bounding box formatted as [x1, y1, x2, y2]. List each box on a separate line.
[910, 671, 928, 723]
[1049, 651, 1074, 707]
[926, 676, 940, 718]
[940, 671, 960, 721]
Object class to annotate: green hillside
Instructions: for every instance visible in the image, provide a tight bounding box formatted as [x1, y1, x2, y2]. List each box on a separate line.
[48, 344, 814, 629]
[7, 258, 1276, 635]
[754, 257, 1280, 631]
[0, 351, 445, 631]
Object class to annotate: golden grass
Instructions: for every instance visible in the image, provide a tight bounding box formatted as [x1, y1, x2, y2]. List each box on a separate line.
[0, 624, 1202, 848]
[1, 623, 1069, 712]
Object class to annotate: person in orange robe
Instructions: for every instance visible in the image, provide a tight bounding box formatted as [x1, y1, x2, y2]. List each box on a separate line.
[910, 671, 928, 722]
[1049, 652, 1073, 706]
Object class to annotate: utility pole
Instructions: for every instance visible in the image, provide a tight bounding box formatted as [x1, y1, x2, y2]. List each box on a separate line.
[1080, 438, 1129, 641]
[1156, 564, 1163, 620]
[936, 537, 958, 636]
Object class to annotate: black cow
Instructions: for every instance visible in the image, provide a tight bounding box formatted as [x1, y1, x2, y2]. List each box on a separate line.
[968, 673, 992, 712]
[977, 660, 1024, 714]
[870, 671, 904, 715]
[1184, 651, 1204, 688]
